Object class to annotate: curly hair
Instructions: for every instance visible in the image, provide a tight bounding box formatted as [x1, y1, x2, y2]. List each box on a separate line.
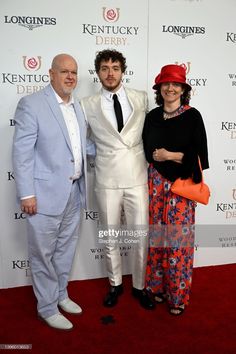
[94, 49, 127, 73]
[154, 84, 191, 106]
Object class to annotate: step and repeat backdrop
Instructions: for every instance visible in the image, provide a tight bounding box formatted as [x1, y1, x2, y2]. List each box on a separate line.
[0, 0, 235, 288]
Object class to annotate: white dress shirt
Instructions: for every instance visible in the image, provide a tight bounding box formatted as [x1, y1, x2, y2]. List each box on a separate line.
[54, 91, 82, 180]
[101, 86, 132, 130]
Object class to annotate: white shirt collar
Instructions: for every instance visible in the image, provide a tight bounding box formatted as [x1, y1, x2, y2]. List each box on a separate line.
[51, 84, 74, 105]
[102, 85, 125, 101]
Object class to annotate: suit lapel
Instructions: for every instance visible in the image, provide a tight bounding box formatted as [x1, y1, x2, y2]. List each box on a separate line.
[93, 89, 138, 144]
[73, 100, 86, 159]
[94, 92, 123, 140]
[120, 88, 135, 134]
[44, 85, 73, 153]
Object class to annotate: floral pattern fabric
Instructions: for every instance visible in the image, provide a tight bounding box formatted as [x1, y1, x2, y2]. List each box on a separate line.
[146, 164, 196, 308]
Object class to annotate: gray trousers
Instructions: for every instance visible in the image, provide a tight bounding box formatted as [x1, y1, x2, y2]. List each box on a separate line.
[27, 182, 81, 319]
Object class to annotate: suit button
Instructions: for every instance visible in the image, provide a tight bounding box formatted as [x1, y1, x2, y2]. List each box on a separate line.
[69, 176, 73, 180]
[71, 159, 74, 163]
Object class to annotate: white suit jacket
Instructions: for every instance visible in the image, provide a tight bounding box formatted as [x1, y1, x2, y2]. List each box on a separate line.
[12, 84, 95, 215]
[81, 87, 148, 189]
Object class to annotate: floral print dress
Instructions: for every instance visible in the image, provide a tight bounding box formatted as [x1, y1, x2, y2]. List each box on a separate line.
[145, 164, 196, 308]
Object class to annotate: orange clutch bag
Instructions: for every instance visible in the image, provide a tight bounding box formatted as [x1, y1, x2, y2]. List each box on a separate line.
[170, 158, 210, 205]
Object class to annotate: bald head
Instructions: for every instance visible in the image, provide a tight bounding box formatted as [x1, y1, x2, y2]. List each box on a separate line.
[49, 54, 78, 103]
[51, 53, 77, 71]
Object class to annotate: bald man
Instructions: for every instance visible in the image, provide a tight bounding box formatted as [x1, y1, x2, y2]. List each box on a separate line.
[12, 54, 95, 330]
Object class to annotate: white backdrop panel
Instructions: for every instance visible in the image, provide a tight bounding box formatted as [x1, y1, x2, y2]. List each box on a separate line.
[0, 0, 235, 288]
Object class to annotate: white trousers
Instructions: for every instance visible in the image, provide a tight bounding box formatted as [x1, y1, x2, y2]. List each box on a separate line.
[26, 181, 81, 319]
[95, 184, 149, 289]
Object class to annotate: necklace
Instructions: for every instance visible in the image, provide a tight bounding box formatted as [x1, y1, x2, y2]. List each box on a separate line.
[163, 105, 184, 120]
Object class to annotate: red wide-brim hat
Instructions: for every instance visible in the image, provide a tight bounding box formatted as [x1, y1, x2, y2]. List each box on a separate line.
[152, 64, 191, 91]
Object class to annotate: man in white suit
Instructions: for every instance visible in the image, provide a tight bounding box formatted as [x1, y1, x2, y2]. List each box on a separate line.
[81, 49, 154, 310]
[12, 54, 95, 330]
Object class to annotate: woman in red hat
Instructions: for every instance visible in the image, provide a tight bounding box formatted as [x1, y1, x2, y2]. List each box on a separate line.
[142, 64, 209, 315]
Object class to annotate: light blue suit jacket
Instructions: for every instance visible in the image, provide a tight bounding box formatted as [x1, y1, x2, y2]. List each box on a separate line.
[12, 84, 95, 216]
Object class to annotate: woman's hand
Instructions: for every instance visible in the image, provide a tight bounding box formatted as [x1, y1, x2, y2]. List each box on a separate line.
[152, 148, 183, 164]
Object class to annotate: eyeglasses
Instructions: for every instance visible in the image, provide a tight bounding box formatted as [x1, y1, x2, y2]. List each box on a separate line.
[58, 70, 77, 76]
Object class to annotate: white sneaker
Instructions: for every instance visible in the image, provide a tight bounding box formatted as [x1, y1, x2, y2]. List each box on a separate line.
[59, 298, 82, 315]
[40, 313, 73, 330]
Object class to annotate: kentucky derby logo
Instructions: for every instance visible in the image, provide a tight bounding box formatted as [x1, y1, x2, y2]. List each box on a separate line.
[23, 56, 41, 71]
[175, 62, 191, 75]
[103, 7, 120, 22]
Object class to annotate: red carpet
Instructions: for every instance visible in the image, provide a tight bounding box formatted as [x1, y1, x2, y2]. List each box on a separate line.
[0, 264, 236, 354]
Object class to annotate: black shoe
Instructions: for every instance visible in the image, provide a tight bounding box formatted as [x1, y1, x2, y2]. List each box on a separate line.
[103, 285, 123, 307]
[132, 287, 155, 310]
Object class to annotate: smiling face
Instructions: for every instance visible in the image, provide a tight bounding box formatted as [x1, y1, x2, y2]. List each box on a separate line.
[160, 82, 184, 106]
[97, 58, 123, 92]
[49, 54, 78, 102]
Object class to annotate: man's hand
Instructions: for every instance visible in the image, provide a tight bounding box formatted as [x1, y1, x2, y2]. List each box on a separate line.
[21, 197, 37, 215]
